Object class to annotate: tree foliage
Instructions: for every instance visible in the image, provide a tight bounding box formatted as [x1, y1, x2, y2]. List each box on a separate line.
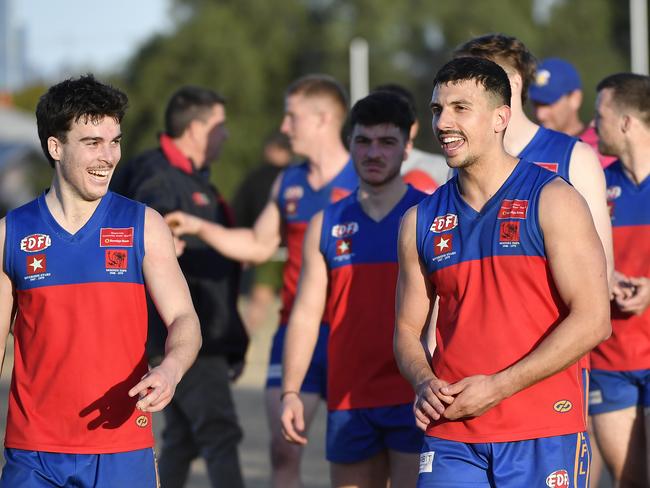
[116, 0, 631, 198]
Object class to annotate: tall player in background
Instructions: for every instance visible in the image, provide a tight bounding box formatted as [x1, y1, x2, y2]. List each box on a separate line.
[453, 34, 613, 285]
[166, 74, 357, 488]
[589, 73, 650, 487]
[281, 91, 426, 487]
[395, 57, 610, 486]
[0, 75, 202, 486]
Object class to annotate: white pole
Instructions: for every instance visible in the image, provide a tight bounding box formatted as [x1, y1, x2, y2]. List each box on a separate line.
[349, 38, 369, 105]
[630, 0, 649, 74]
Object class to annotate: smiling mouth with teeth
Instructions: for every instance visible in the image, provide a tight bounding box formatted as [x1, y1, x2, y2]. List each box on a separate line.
[440, 135, 465, 152]
[88, 168, 111, 178]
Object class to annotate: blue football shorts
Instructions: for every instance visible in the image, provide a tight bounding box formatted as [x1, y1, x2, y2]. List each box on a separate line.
[265, 322, 328, 397]
[589, 368, 650, 415]
[0, 447, 158, 488]
[327, 403, 422, 463]
[417, 432, 591, 487]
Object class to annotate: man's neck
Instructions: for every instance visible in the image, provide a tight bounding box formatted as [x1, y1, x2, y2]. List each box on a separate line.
[620, 137, 650, 185]
[305, 137, 349, 190]
[44, 177, 103, 234]
[172, 136, 203, 170]
[357, 176, 408, 222]
[564, 117, 585, 138]
[457, 149, 519, 213]
[503, 99, 540, 157]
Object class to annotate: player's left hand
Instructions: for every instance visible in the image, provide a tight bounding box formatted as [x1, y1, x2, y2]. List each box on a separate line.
[128, 362, 180, 412]
[439, 374, 505, 420]
[615, 276, 650, 315]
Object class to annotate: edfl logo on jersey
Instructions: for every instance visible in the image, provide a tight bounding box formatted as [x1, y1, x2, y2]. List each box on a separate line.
[430, 213, 457, 233]
[331, 222, 359, 238]
[20, 233, 51, 252]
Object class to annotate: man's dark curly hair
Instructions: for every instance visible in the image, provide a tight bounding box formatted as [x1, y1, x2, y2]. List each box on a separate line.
[36, 74, 128, 167]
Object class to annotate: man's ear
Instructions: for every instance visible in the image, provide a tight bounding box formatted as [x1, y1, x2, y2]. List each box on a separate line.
[47, 136, 62, 163]
[494, 105, 511, 134]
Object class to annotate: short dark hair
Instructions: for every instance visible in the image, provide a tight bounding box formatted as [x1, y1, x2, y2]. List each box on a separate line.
[433, 57, 511, 107]
[36, 74, 128, 167]
[348, 91, 415, 140]
[286, 74, 348, 122]
[165, 86, 225, 138]
[597, 73, 650, 127]
[372, 83, 416, 114]
[453, 33, 536, 104]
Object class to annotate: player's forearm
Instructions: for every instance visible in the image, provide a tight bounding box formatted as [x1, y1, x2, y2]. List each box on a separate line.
[394, 325, 437, 390]
[494, 308, 610, 399]
[282, 309, 322, 393]
[161, 312, 202, 384]
[197, 221, 278, 264]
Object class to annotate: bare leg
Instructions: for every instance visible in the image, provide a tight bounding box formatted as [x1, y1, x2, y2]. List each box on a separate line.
[266, 387, 322, 488]
[387, 450, 419, 488]
[587, 415, 604, 487]
[592, 406, 646, 488]
[330, 450, 389, 488]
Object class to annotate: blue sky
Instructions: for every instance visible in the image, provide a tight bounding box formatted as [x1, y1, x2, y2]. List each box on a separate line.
[14, 0, 173, 79]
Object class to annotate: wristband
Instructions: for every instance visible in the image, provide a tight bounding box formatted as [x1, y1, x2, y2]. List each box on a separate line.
[280, 390, 299, 401]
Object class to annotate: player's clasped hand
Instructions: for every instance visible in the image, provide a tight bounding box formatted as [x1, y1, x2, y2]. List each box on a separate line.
[280, 393, 308, 445]
[413, 377, 455, 431]
[440, 374, 505, 421]
[128, 365, 178, 413]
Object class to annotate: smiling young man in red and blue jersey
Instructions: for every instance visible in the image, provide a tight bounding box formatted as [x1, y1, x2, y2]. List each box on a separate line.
[588, 73, 650, 487]
[0, 75, 202, 487]
[280, 91, 426, 487]
[394, 57, 610, 487]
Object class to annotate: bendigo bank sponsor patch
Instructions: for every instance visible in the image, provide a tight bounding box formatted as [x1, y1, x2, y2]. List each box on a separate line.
[100, 228, 134, 247]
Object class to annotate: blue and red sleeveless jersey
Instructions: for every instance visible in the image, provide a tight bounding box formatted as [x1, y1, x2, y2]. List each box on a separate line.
[591, 161, 650, 371]
[3, 191, 153, 453]
[276, 160, 358, 324]
[519, 126, 577, 180]
[416, 162, 585, 443]
[320, 186, 426, 411]
[520, 127, 592, 373]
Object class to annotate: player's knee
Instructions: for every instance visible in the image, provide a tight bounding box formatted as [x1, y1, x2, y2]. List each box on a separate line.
[270, 436, 301, 469]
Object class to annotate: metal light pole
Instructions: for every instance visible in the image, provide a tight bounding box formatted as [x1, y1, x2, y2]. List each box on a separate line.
[349, 37, 369, 105]
[630, 0, 649, 74]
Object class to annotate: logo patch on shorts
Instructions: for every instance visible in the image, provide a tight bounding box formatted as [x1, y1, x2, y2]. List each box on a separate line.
[553, 400, 573, 413]
[419, 451, 435, 473]
[135, 415, 149, 428]
[545, 469, 569, 487]
[589, 389, 603, 406]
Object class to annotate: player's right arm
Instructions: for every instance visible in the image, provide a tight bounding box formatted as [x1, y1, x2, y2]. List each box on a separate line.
[394, 206, 454, 431]
[0, 218, 15, 378]
[569, 141, 614, 289]
[165, 174, 283, 264]
[280, 210, 328, 445]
